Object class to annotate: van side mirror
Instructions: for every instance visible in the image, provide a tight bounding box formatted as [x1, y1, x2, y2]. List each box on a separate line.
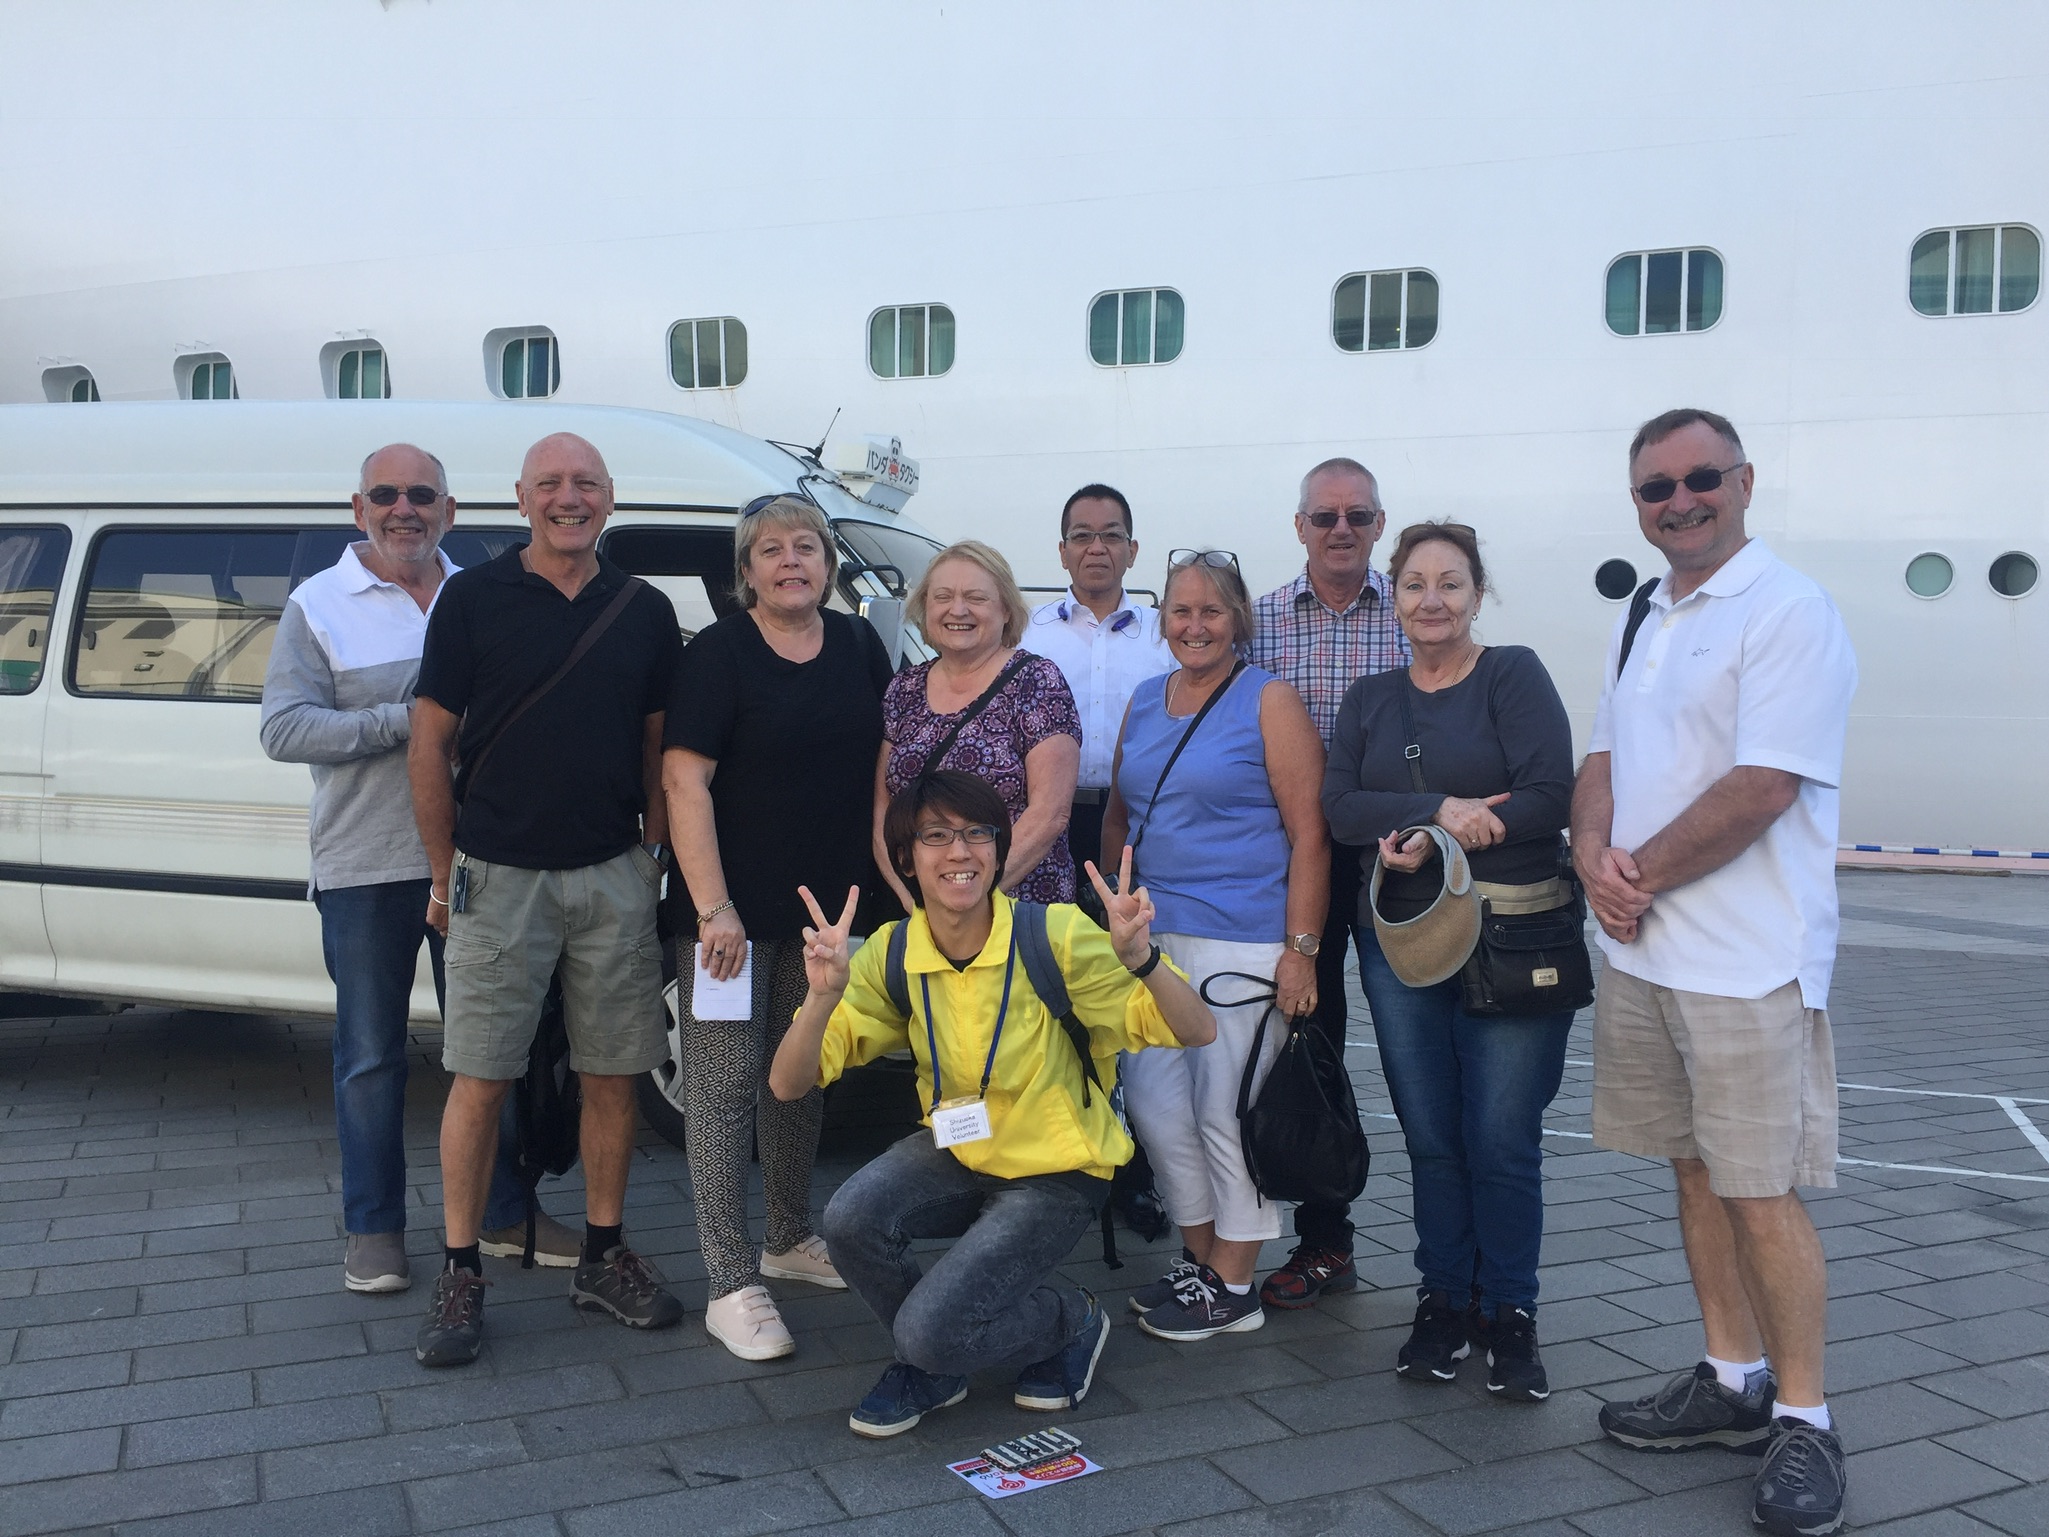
[858, 595, 905, 666]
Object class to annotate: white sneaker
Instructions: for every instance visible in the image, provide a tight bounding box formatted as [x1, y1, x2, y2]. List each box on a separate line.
[704, 1284, 795, 1361]
[760, 1234, 847, 1290]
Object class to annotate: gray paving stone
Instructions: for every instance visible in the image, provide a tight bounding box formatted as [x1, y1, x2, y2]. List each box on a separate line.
[778, 1504, 1009, 1537]
[0, 1349, 133, 1398]
[106, 1484, 411, 1537]
[124, 1392, 386, 1466]
[1574, 1434, 1760, 1495]
[1847, 1512, 2008, 1537]
[132, 1320, 365, 1381]
[1887, 1270, 2049, 1319]
[1386, 1447, 1643, 1534]
[382, 1361, 625, 1432]
[1404, 1389, 1608, 1462]
[0, 1425, 122, 1485]
[1934, 1409, 2049, 1481]
[261, 1420, 528, 1499]
[12, 1302, 246, 1361]
[255, 1345, 437, 1403]
[0, 1285, 138, 1329]
[1826, 1332, 1972, 1391]
[1964, 1481, 2049, 1536]
[515, 1381, 764, 1459]
[1212, 1420, 1465, 1502]
[1903, 1308, 2049, 1365]
[812, 1443, 987, 1518]
[1845, 1439, 2024, 1526]
[403, 1442, 685, 1532]
[552, 1467, 845, 1537]
[1567, 1480, 1760, 1536]
[979, 1455, 1260, 1537]
[1920, 1354, 2049, 1418]
[1831, 1379, 1991, 1452]
[0, 1371, 252, 1438]
[0, 1457, 255, 1537]
[1157, 1487, 1439, 1536]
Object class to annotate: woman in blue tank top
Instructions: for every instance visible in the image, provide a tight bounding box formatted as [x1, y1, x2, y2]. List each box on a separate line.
[1100, 550, 1330, 1344]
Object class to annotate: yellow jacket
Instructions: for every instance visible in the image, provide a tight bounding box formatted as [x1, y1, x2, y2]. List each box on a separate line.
[816, 895, 1188, 1182]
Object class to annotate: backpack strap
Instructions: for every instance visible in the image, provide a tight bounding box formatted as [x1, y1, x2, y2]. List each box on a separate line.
[1013, 901, 1104, 1108]
[1614, 576, 1661, 679]
[883, 919, 912, 1021]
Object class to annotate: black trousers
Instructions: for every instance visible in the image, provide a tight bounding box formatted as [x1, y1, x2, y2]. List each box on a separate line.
[1293, 842, 1363, 1253]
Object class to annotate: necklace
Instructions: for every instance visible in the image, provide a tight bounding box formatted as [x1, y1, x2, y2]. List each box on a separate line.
[1413, 641, 1482, 692]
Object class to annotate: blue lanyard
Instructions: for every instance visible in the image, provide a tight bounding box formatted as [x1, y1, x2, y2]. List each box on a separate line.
[919, 934, 1017, 1112]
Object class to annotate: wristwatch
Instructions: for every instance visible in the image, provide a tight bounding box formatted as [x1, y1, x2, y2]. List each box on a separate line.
[1287, 933, 1321, 957]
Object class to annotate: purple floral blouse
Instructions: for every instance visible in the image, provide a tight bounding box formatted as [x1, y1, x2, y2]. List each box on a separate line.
[882, 651, 1083, 902]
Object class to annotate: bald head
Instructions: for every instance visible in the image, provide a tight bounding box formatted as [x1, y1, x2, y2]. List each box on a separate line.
[359, 442, 447, 494]
[521, 432, 610, 485]
[516, 432, 614, 562]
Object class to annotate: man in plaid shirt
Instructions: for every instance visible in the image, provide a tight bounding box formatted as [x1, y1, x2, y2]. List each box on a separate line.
[1247, 456, 1409, 1310]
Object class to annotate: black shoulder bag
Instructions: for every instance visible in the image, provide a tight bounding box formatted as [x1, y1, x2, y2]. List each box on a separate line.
[1395, 680, 1594, 1018]
[1206, 972, 1368, 1208]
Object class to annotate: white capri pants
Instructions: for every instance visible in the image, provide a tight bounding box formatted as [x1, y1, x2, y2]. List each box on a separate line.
[1120, 933, 1287, 1243]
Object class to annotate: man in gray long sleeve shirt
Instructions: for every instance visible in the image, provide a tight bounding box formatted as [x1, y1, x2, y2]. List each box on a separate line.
[261, 442, 571, 1293]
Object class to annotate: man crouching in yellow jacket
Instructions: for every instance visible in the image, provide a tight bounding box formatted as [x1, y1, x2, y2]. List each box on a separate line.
[771, 769, 1217, 1438]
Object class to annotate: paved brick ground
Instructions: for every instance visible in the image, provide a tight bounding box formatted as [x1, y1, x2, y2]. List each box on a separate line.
[3, 869, 2047, 1536]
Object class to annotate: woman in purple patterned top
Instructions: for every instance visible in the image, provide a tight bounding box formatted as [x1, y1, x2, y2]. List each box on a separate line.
[874, 541, 1082, 908]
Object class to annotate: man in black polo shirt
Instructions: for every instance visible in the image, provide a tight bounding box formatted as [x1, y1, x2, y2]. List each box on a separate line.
[407, 431, 685, 1367]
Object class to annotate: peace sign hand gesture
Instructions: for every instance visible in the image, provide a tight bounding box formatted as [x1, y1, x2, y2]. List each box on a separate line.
[1084, 846, 1157, 972]
[797, 884, 862, 997]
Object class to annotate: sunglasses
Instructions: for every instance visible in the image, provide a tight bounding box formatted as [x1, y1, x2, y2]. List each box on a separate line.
[1168, 548, 1241, 572]
[1633, 463, 1747, 504]
[364, 484, 442, 507]
[914, 823, 999, 848]
[1304, 508, 1381, 529]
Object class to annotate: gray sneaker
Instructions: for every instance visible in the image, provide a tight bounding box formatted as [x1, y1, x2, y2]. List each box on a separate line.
[414, 1266, 490, 1368]
[570, 1245, 684, 1329]
[344, 1232, 410, 1294]
[1599, 1361, 1776, 1453]
[1753, 1418, 1846, 1536]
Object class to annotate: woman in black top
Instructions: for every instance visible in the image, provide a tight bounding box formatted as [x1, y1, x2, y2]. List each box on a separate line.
[662, 496, 894, 1362]
[1322, 520, 1576, 1404]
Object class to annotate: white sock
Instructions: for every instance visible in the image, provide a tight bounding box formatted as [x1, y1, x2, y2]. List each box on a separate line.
[1706, 1354, 1769, 1394]
[1776, 1400, 1831, 1430]
[1223, 1281, 1252, 1295]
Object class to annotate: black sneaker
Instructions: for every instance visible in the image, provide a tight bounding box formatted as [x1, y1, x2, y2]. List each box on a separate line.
[1599, 1361, 1777, 1453]
[1258, 1244, 1358, 1310]
[1128, 1250, 1199, 1314]
[1396, 1290, 1471, 1382]
[1472, 1303, 1549, 1401]
[414, 1266, 490, 1368]
[1014, 1293, 1109, 1410]
[569, 1245, 684, 1329]
[1138, 1263, 1264, 1341]
[1753, 1418, 1846, 1536]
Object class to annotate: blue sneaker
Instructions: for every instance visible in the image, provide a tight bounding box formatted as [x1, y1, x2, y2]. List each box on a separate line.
[848, 1361, 967, 1439]
[1014, 1292, 1108, 1411]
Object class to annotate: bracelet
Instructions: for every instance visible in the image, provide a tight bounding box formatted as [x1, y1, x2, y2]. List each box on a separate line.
[429, 891, 449, 908]
[1127, 943, 1162, 979]
[697, 898, 735, 924]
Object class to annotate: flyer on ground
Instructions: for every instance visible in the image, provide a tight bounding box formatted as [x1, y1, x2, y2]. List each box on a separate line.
[947, 1452, 1104, 1498]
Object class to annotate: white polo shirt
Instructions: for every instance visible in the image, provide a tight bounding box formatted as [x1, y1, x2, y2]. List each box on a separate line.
[1588, 539, 1857, 1009]
[1025, 589, 1174, 790]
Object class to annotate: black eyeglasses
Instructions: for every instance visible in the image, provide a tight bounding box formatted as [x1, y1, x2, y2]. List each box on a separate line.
[364, 484, 442, 507]
[739, 493, 783, 519]
[914, 823, 999, 848]
[1304, 508, 1381, 529]
[1063, 529, 1131, 550]
[1168, 548, 1240, 572]
[1633, 463, 1747, 504]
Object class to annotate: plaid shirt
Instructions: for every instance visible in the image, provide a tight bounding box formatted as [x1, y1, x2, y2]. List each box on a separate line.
[1247, 567, 1410, 746]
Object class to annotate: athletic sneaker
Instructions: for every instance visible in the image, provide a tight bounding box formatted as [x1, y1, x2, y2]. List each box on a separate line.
[1137, 1264, 1264, 1341]
[478, 1211, 582, 1268]
[1015, 1294, 1109, 1410]
[344, 1232, 410, 1294]
[760, 1234, 847, 1290]
[414, 1266, 490, 1367]
[849, 1361, 968, 1438]
[1598, 1361, 1777, 1453]
[1752, 1418, 1846, 1536]
[1395, 1290, 1471, 1382]
[1258, 1244, 1358, 1310]
[1128, 1250, 1199, 1314]
[569, 1245, 684, 1330]
[1470, 1303, 1549, 1401]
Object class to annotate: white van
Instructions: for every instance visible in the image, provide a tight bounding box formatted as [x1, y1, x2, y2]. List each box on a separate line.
[0, 401, 941, 1135]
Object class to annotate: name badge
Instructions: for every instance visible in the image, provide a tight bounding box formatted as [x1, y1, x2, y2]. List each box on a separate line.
[931, 1096, 993, 1148]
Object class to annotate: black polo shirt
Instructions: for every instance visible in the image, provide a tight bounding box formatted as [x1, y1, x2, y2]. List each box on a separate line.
[417, 545, 681, 870]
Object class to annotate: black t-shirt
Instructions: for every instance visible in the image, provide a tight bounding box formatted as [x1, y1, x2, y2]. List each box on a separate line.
[663, 608, 895, 941]
[417, 546, 681, 870]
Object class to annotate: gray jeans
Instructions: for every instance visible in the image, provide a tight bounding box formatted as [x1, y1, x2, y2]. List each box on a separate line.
[821, 1133, 1100, 1378]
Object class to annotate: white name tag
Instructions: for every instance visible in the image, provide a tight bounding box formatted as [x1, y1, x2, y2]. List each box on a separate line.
[931, 1096, 993, 1148]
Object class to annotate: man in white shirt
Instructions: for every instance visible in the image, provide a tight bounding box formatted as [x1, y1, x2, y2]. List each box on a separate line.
[1025, 483, 1173, 873]
[1571, 409, 1857, 1537]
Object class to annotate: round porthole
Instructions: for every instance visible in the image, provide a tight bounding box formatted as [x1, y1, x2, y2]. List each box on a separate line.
[1904, 552, 1954, 599]
[1990, 552, 2039, 598]
[1594, 559, 1638, 600]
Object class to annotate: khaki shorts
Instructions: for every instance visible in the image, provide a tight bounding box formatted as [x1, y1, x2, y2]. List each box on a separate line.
[441, 845, 668, 1081]
[1592, 967, 1837, 1197]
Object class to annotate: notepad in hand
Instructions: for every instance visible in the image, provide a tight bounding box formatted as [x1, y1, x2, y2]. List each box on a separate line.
[692, 941, 753, 1020]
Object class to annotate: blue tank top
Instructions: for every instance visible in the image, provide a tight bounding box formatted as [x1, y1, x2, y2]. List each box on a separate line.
[1116, 665, 1289, 942]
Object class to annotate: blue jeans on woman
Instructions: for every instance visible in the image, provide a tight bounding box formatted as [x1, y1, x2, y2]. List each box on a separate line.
[316, 879, 527, 1236]
[1355, 924, 1572, 1313]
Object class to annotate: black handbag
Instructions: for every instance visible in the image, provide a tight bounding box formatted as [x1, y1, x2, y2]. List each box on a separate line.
[1205, 973, 1369, 1207]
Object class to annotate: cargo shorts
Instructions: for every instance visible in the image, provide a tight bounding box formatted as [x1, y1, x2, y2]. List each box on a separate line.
[441, 844, 668, 1081]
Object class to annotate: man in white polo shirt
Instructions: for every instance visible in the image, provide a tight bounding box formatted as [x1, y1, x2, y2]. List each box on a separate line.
[1571, 409, 1857, 1537]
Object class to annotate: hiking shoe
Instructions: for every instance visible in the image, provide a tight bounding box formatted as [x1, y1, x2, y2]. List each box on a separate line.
[1599, 1361, 1777, 1452]
[1015, 1293, 1109, 1410]
[1138, 1264, 1264, 1342]
[849, 1361, 968, 1438]
[344, 1232, 410, 1294]
[1128, 1250, 1199, 1314]
[414, 1266, 489, 1367]
[1396, 1290, 1472, 1382]
[478, 1211, 581, 1268]
[760, 1234, 847, 1290]
[1258, 1244, 1358, 1310]
[569, 1245, 684, 1330]
[705, 1284, 795, 1361]
[1112, 1179, 1172, 1243]
[1471, 1303, 1549, 1401]
[1753, 1418, 1846, 1536]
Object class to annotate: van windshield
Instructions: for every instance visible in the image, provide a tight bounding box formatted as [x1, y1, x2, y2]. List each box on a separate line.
[834, 520, 941, 601]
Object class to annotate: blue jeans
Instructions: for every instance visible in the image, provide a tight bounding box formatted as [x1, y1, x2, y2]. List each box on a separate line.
[1355, 924, 1572, 1312]
[822, 1133, 1099, 1378]
[316, 879, 528, 1236]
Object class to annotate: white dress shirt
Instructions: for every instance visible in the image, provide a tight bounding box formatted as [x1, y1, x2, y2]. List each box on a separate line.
[1026, 589, 1174, 790]
[1588, 539, 1858, 1009]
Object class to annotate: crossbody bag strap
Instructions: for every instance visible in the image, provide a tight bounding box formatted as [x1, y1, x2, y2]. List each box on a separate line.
[1131, 659, 1247, 856]
[916, 653, 1031, 778]
[458, 574, 646, 803]
[1394, 676, 1428, 794]
[1615, 577, 1660, 679]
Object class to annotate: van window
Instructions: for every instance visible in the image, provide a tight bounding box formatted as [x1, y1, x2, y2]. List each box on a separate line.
[602, 526, 741, 638]
[0, 526, 71, 695]
[72, 529, 298, 701]
[286, 525, 528, 593]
